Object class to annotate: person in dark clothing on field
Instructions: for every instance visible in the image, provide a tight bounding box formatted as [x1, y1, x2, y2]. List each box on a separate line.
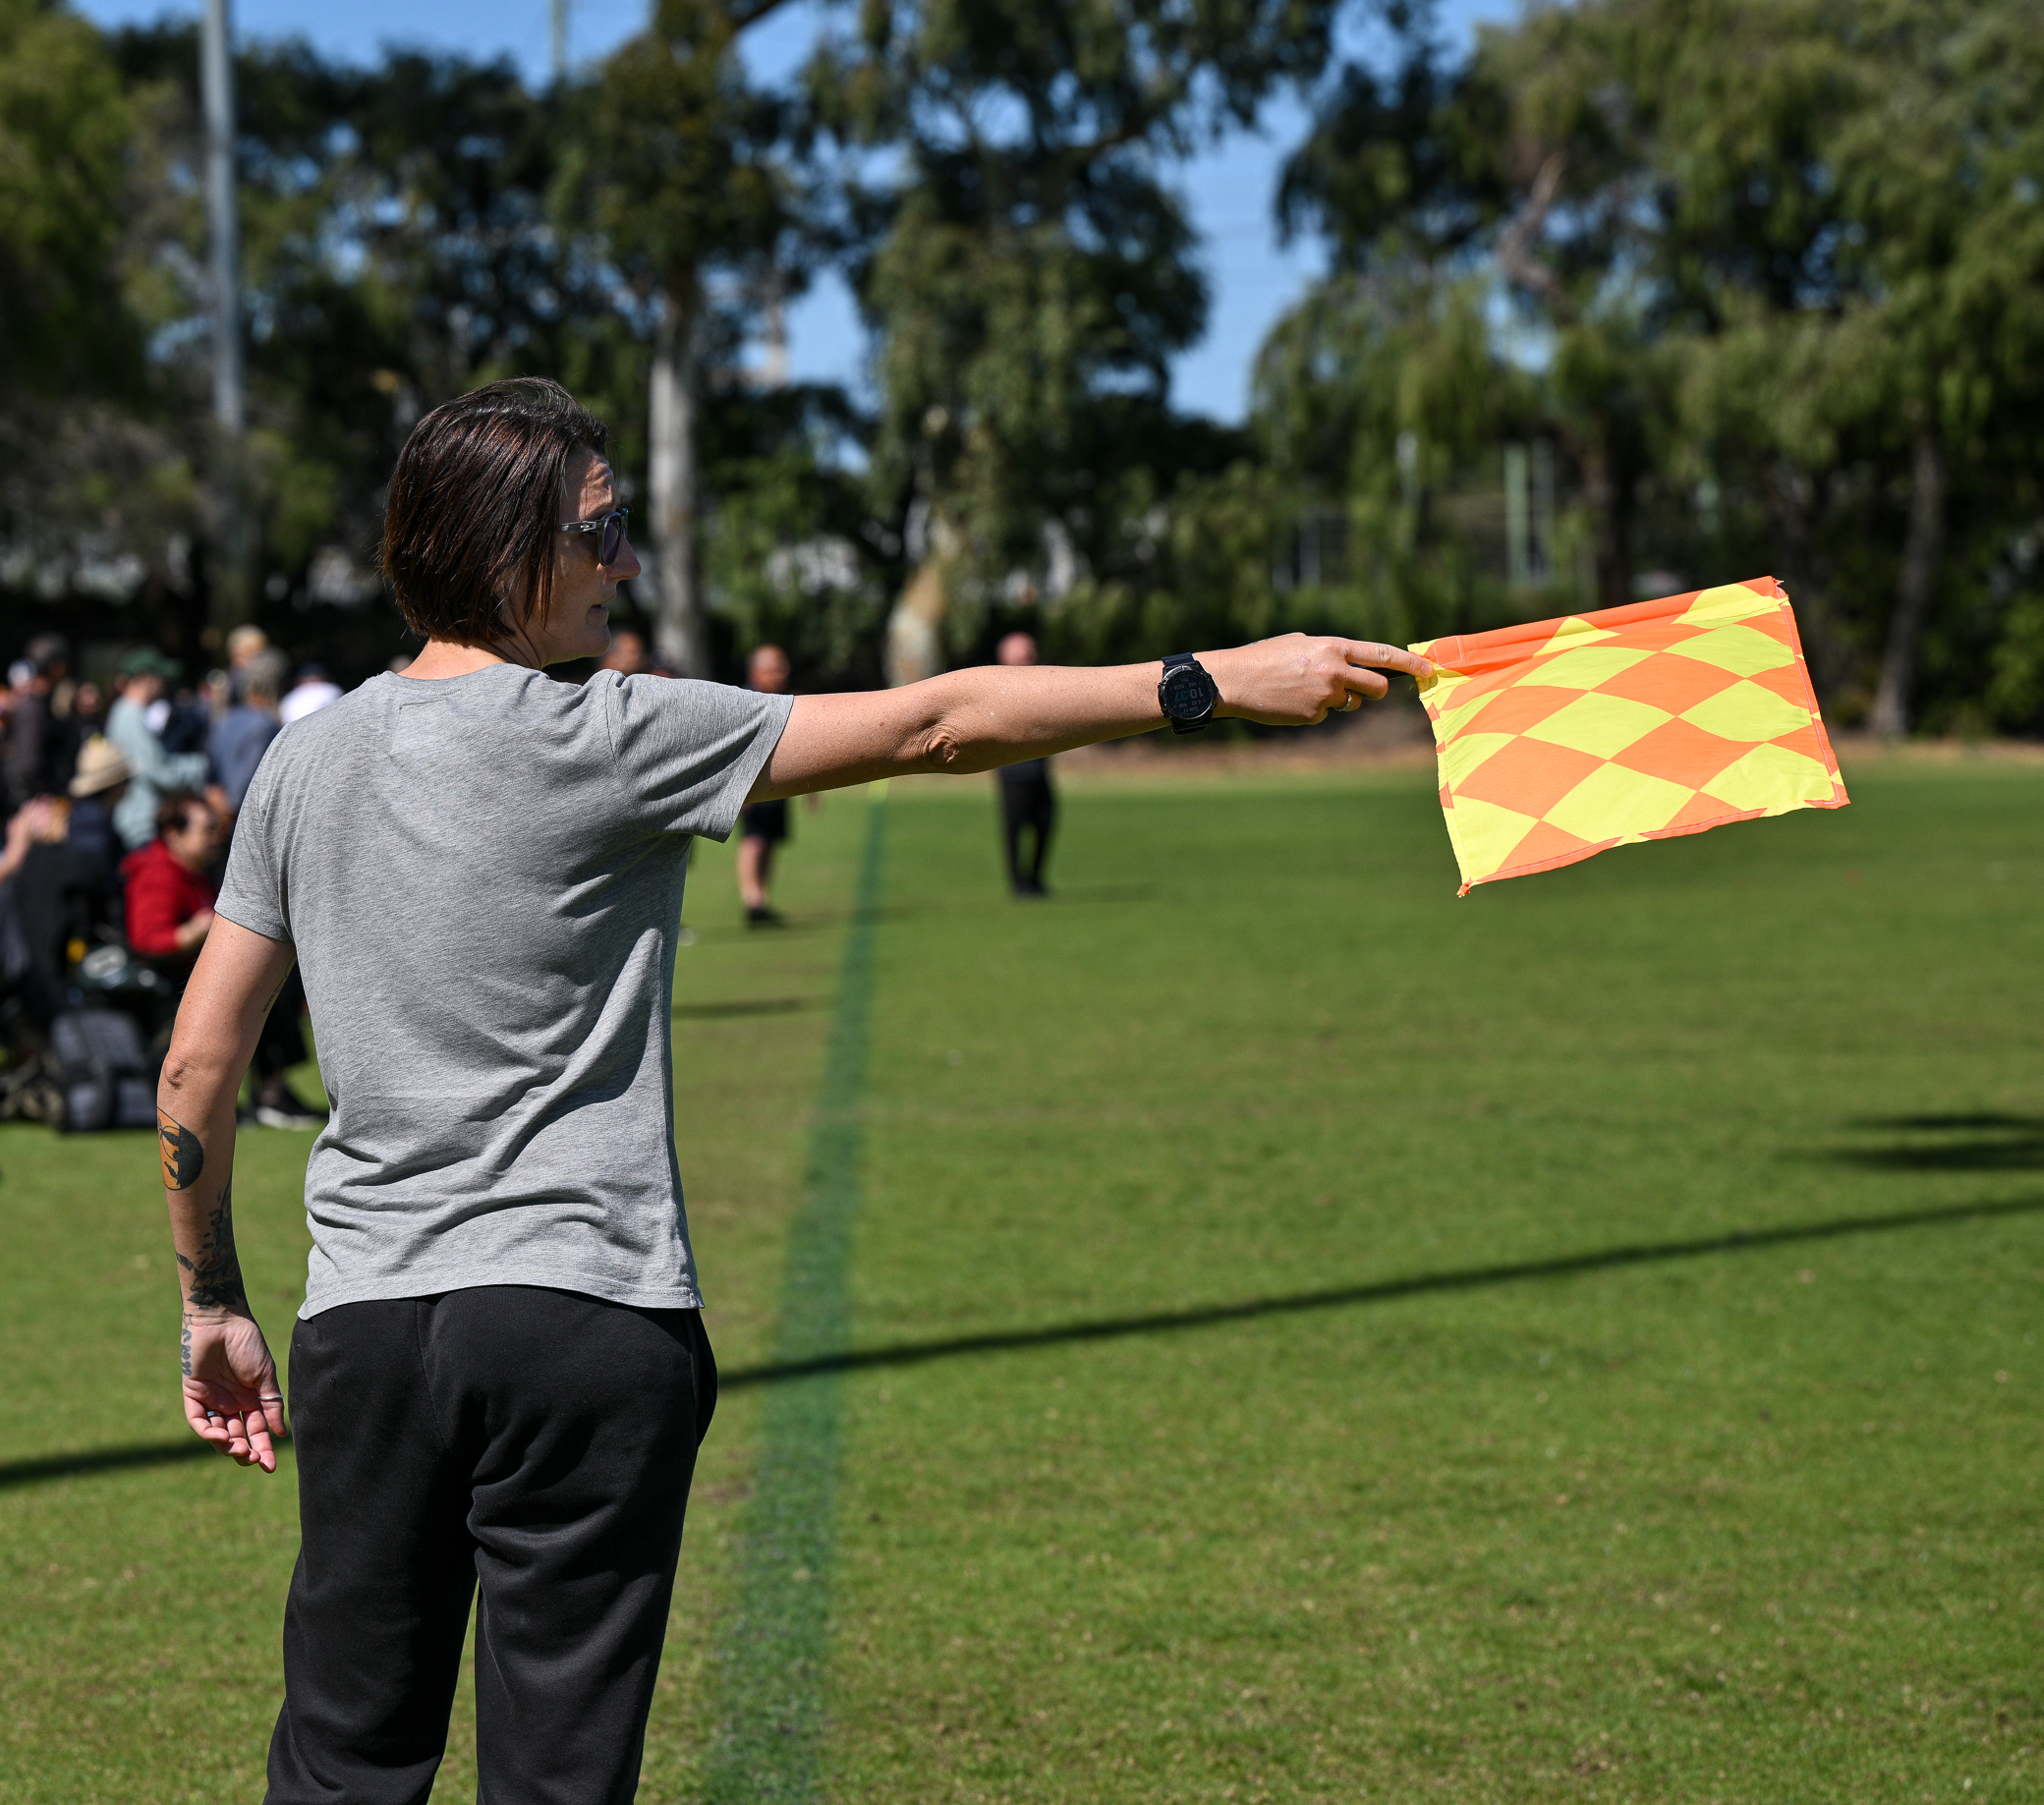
[994, 631, 1057, 896]
[736, 644, 793, 926]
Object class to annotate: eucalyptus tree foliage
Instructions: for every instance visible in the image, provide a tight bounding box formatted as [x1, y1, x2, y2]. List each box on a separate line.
[810, 0, 1339, 678]
[0, 0, 137, 407]
[1271, 0, 2044, 730]
[563, 0, 808, 675]
[0, 0, 154, 592]
[1261, 8, 1533, 638]
[34, 28, 629, 665]
[1502, 0, 2044, 729]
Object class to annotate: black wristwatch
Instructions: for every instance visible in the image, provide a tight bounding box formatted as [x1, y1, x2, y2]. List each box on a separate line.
[1159, 652, 1220, 734]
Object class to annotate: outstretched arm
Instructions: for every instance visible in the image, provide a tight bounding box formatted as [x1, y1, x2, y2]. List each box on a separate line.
[751, 634, 1433, 801]
[158, 916, 300, 1473]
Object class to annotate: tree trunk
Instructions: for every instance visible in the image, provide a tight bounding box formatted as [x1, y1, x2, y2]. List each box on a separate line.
[1868, 422, 1946, 738]
[885, 556, 948, 688]
[1581, 439, 1633, 613]
[1765, 460, 1851, 704]
[649, 288, 708, 678]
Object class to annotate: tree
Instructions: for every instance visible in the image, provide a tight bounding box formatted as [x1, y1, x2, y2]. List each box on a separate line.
[89, 28, 632, 663]
[1276, 0, 2044, 732]
[0, 0, 151, 601]
[812, 0, 1340, 680]
[565, 0, 804, 675]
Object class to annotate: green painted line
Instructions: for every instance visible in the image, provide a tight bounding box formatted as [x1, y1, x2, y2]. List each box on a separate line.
[705, 784, 888, 1805]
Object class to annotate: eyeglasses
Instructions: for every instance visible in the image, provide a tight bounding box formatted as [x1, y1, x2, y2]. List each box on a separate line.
[559, 507, 631, 567]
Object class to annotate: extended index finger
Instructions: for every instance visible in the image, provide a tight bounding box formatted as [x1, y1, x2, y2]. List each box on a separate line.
[1342, 640, 1434, 679]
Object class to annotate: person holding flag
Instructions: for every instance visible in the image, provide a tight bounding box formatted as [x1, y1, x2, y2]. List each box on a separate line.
[153, 376, 1429, 1799]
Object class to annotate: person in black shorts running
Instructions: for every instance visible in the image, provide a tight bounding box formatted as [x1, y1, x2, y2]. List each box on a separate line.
[994, 632, 1056, 896]
[736, 645, 793, 925]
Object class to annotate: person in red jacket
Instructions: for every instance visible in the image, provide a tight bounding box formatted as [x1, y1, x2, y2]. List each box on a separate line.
[125, 790, 320, 1128]
[123, 790, 221, 968]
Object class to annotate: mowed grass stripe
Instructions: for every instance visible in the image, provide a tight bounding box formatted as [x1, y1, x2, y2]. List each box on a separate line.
[705, 785, 888, 1805]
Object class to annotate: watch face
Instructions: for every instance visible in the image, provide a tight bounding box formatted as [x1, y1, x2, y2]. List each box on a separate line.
[1161, 662, 1215, 719]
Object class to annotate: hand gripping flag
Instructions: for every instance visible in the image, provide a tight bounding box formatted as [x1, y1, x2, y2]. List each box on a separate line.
[1408, 578, 1848, 895]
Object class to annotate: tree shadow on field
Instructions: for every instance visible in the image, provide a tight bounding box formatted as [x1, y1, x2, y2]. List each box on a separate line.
[1041, 882, 1163, 907]
[672, 997, 818, 1020]
[715, 1192, 2044, 1391]
[0, 1438, 290, 1490]
[1815, 1113, 2044, 1173]
[12, 1194, 2040, 1494]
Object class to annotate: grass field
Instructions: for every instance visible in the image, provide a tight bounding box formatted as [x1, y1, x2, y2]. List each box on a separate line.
[3, 751, 2042, 1803]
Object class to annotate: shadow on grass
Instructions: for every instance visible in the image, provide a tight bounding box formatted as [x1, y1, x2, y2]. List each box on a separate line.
[672, 997, 818, 1020]
[0, 1438, 291, 1492]
[1038, 882, 1163, 906]
[11, 1195, 2039, 1492]
[1821, 1115, 2044, 1173]
[720, 1193, 2044, 1389]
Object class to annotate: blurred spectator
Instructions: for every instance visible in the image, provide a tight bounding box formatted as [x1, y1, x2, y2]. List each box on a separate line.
[994, 631, 1056, 897]
[122, 787, 318, 1128]
[600, 628, 652, 676]
[157, 678, 214, 756]
[5, 633, 79, 813]
[280, 662, 342, 724]
[71, 680, 106, 736]
[65, 737, 131, 874]
[106, 649, 211, 851]
[0, 746, 134, 1034]
[736, 645, 794, 927]
[211, 648, 290, 811]
[0, 797, 66, 1025]
[225, 625, 270, 703]
[123, 790, 220, 967]
[0, 794, 54, 886]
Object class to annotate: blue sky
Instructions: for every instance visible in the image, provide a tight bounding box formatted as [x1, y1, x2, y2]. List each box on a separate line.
[73, 0, 1520, 422]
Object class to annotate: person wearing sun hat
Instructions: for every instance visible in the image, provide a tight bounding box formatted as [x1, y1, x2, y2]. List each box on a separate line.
[64, 735, 132, 874]
[105, 649, 209, 852]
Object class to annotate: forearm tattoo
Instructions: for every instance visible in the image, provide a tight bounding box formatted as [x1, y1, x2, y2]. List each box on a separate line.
[176, 1180, 247, 1311]
[158, 1109, 203, 1190]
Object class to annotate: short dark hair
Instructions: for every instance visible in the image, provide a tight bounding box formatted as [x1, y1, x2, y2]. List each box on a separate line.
[155, 789, 208, 839]
[380, 378, 609, 646]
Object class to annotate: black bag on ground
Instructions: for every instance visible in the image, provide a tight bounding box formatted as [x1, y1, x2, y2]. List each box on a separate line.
[49, 1008, 156, 1133]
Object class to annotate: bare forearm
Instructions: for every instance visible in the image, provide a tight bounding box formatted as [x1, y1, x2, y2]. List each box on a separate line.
[157, 925, 297, 1321]
[757, 662, 1164, 799]
[151, 919, 297, 1470]
[161, 1049, 248, 1317]
[753, 634, 1435, 802]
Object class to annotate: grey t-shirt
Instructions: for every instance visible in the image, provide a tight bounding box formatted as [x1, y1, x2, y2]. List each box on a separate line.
[215, 663, 792, 1319]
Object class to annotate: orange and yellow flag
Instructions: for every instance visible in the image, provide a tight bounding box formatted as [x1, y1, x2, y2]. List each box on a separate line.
[1408, 578, 1848, 895]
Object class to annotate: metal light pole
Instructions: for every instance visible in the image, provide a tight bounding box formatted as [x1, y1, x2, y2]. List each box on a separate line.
[201, 0, 251, 630]
[551, 0, 568, 83]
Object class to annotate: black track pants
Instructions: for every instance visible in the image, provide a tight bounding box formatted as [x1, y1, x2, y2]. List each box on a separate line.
[267, 1286, 716, 1805]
